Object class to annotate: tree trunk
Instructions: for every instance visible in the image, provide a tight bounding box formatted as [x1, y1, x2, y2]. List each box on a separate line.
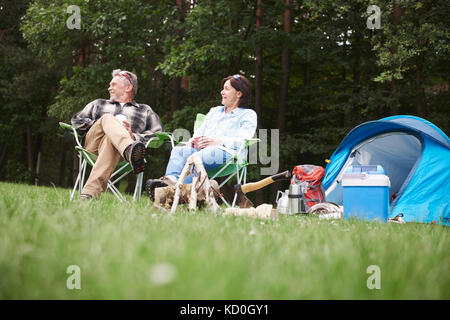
[0, 143, 8, 178]
[35, 152, 41, 186]
[352, 28, 361, 123]
[378, 87, 384, 118]
[416, 53, 426, 117]
[255, 0, 264, 206]
[26, 125, 33, 172]
[59, 137, 68, 186]
[255, 0, 263, 126]
[182, 76, 190, 91]
[72, 149, 79, 186]
[273, 0, 291, 204]
[277, 0, 291, 133]
[71, 37, 90, 183]
[34, 131, 43, 185]
[303, 51, 309, 86]
[170, 77, 181, 117]
[342, 42, 350, 128]
[169, 0, 186, 119]
[390, 2, 402, 115]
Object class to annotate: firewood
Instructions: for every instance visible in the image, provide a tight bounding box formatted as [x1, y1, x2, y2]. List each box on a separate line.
[224, 204, 279, 219]
[169, 154, 220, 213]
[189, 176, 198, 211]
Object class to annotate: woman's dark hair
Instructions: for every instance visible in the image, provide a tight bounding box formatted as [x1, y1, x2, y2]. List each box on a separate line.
[221, 74, 252, 108]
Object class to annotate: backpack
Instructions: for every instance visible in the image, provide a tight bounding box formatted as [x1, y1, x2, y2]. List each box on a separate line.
[291, 164, 326, 211]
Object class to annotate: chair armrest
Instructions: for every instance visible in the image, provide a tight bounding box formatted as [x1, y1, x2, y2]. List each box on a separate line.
[235, 138, 260, 157]
[144, 132, 175, 148]
[155, 132, 176, 148]
[59, 122, 81, 137]
[59, 122, 74, 131]
[146, 136, 163, 149]
[222, 138, 260, 165]
[156, 132, 171, 139]
[245, 138, 260, 147]
[59, 122, 84, 146]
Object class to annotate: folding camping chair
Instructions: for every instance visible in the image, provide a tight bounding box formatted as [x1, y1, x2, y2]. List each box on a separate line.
[59, 122, 175, 202]
[207, 137, 259, 207]
[160, 113, 259, 207]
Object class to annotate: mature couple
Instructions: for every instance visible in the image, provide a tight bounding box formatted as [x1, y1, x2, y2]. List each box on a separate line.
[71, 69, 257, 200]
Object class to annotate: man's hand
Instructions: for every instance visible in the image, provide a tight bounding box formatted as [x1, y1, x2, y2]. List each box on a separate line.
[81, 123, 92, 129]
[123, 121, 135, 140]
[197, 136, 222, 149]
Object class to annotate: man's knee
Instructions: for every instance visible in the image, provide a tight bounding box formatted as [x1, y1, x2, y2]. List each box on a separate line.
[99, 113, 115, 122]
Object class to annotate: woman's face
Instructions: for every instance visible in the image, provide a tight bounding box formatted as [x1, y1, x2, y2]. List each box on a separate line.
[221, 79, 242, 108]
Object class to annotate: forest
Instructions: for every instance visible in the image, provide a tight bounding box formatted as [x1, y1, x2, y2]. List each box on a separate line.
[0, 0, 448, 203]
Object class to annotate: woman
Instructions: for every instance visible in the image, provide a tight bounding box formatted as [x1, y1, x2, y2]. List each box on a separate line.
[146, 74, 257, 201]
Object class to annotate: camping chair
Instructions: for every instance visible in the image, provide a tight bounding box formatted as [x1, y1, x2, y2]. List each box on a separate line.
[59, 122, 175, 202]
[160, 113, 259, 207]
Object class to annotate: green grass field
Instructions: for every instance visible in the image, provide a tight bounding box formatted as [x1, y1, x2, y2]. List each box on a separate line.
[0, 181, 448, 299]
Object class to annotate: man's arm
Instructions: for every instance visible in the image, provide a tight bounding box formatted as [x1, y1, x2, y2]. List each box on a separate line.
[123, 121, 136, 141]
[71, 100, 98, 130]
[133, 107, 164, 145]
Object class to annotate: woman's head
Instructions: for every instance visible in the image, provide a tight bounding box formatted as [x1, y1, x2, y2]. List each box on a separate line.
[221, 74, 252, 108]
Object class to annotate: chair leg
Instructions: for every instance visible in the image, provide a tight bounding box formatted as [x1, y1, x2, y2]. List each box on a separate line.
[243, 166, 247, 184]
[80, 160, 87, 194]
[72, 158, 86, 200]
[219, 193, 231, 208]
[70, 171, 81, 200]
[133, 172, 143, 201]
[138, 173, 143, 200]
[230, 163, 242, 208]
[107, 181, 126, 202]
[218, 172, 237, 189]
[77, 155, 84, 197]
[231, 192, 238, 208]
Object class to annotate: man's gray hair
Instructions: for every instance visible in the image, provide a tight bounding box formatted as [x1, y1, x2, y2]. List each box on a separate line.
[112, 69, 138, 98]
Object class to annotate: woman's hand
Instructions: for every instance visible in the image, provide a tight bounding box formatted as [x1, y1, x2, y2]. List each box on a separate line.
[197, 136, 222, 149]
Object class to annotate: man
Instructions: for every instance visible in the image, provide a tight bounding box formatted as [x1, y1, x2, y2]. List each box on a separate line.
[71, 69, 163, 200]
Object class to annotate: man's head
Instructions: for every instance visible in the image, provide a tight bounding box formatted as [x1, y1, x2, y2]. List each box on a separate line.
[109, 69, 138, 102]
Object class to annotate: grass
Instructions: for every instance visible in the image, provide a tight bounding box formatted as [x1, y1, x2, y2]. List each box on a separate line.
[0, 181, 449, 299]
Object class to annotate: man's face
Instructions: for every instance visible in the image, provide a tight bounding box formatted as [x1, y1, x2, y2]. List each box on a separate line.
[108, 76, 130, 101]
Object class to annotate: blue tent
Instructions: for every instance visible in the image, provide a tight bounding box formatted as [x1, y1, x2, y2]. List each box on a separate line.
[324, 115, 450, 225]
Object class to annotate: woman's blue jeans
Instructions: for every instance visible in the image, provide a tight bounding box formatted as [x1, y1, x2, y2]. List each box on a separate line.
[165, 146, 232, 184]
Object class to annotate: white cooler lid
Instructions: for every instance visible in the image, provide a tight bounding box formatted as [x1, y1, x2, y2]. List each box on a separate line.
[342, 173, 391, 187]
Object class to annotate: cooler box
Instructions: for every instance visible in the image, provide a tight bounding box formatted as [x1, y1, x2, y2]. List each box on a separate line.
[342, 165, 391, 222]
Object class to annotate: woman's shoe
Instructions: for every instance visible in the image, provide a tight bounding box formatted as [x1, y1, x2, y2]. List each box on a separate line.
[145, 176, 176, 201]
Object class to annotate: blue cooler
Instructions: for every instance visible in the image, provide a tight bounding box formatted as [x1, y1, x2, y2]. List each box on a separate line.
[342, 165, 391, 222]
